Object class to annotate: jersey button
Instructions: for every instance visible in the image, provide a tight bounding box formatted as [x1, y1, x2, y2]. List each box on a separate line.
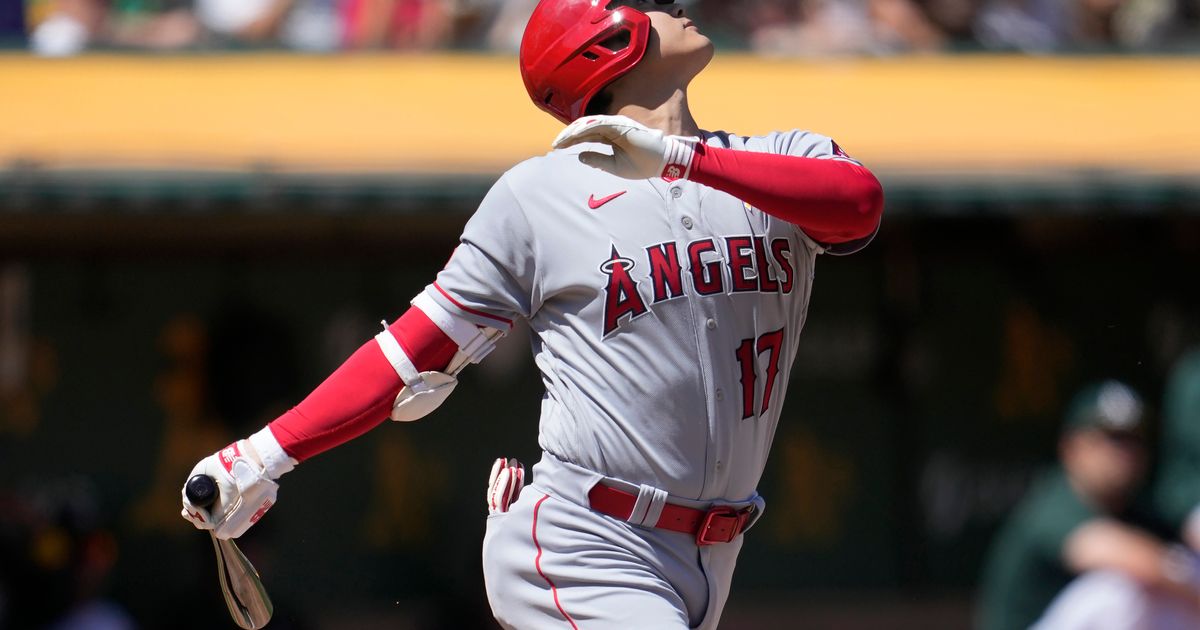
[705, 318, 717, 330]
[670, 187, 683, 199]
[715, 460, 723, 471]
[715, 388, 724, 401]
[681, 216, 694, 229]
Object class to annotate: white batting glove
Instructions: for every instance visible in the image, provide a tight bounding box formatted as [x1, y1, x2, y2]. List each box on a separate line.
[486, 457, 524, 515]
[180, 427, 296, 540]
[552, 115, 701, 182]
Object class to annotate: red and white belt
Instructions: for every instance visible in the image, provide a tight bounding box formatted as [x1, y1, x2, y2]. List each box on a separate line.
[587, 483, 757, 546]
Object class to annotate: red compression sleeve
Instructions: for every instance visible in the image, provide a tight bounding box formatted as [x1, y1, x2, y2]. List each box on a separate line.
[266, 306, 459, 462]
[688, 146, 884, 244]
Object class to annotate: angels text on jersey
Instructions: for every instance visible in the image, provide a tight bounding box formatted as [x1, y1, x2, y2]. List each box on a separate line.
[600, 234, 795, 337]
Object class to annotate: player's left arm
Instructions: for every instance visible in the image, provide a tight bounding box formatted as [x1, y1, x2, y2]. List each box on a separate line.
[685, 142, 883, 247]
[553, 115, 884, 248]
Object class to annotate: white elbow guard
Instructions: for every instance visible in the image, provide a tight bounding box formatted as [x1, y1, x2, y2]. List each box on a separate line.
[374, 295, 506, 423]
[375, 323, 459, 423]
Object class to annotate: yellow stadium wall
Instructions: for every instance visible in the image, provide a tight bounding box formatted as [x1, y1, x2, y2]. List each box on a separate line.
[1, 54, 1197, 176]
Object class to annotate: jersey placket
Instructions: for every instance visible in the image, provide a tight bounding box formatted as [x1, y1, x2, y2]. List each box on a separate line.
[661, 178, 728, 498]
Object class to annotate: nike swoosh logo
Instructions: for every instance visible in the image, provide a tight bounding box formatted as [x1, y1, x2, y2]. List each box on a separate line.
[588, 191, 627, 210]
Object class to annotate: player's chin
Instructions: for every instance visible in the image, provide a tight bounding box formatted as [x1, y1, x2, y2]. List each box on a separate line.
[691, 38, 715, 66]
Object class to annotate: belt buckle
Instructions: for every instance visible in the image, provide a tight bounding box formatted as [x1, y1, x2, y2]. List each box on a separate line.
[695, 505, 750, 546]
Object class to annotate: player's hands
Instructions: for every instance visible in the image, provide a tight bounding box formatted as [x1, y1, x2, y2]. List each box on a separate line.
[181, 437, 280, 540]
[486, 457, 524, 515]
[553, 115, 700, 182]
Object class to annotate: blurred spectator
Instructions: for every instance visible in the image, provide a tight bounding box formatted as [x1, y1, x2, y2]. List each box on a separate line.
[340, 0, 450, 49]
[27, 0, 342, 54]
[442, 0, 505, 48]
[976, 381, 1198, 630]
[973, 0, 1070, 51]
[482, 0, 534, 51]
[194, 0, 295, 44]
[0, 479, 135, 630]
[722, 0, 947, 56]
[918, 0, 986, 47]
[973, 0, 1188, 50]
[29, 0, 108, 56]
[20, 0, 1200, 54]
[29, 0, 201, 56]
[196, 0, 339, 50]
[1111, 0, 1183, 48]
[1042, 356, 1200, 630]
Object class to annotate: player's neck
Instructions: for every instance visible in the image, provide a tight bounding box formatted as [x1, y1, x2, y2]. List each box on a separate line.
[609, 89, 701, 138]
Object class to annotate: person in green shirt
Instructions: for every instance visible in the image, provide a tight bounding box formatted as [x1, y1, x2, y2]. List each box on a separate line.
[1155, 350, 1200, 549]
[978, 380, 1195, 630]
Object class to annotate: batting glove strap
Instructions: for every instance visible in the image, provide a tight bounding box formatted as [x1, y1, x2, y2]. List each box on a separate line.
[659, 136, 698, 182]
[248, 426, 297, 480]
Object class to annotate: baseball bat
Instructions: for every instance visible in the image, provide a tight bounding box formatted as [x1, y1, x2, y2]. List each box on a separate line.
[185, 474, 274, 630]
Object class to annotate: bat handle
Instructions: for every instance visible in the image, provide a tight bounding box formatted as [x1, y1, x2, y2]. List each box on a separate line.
[185, 474, 218, 509]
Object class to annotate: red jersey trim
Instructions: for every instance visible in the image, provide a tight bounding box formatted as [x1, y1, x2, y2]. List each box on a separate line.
[532, 494, 579, 630]
[432, 282, 513, 327]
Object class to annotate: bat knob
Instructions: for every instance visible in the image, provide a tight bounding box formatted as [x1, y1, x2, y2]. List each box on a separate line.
[185, 474, 218, 509]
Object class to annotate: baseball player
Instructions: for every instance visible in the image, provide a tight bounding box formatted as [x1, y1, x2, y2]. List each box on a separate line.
[180, 1, 885, 628]
[977, 381, 1200, 630]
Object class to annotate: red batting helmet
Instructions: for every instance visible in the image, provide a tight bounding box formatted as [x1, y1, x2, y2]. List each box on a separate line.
[519, 0, 654, 124]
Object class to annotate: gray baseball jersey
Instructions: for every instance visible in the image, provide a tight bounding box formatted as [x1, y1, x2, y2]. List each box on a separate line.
[432, 129, 868, 629]
[427, 129, 864, 501]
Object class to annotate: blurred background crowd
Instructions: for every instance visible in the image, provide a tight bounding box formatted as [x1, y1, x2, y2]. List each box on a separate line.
[1, 0, 1199, 627]
[1, 0, 1198, 57]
